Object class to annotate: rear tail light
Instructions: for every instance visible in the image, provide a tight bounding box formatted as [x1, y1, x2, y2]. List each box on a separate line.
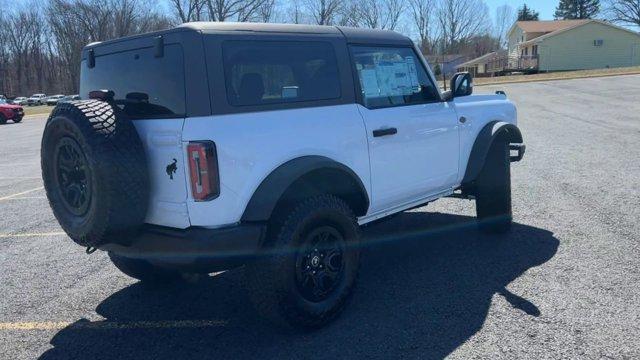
[187, 141, 220, 201]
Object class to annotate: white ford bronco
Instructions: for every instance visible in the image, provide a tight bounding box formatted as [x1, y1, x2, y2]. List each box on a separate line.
[41, 23, 525, 329]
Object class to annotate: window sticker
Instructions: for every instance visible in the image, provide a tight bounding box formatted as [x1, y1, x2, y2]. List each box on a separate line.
[360, 69, 379, 97]
[373, 60, 416, 97]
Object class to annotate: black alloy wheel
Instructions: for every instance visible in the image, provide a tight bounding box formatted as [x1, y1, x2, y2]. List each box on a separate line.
[295, 226, 345, 302]
[53, 137, 92, 216]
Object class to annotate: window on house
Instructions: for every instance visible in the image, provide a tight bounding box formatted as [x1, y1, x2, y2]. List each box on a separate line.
[594, 39, 604, 47]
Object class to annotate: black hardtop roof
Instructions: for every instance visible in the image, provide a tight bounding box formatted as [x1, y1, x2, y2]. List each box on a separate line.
[84, 22, 413, 50]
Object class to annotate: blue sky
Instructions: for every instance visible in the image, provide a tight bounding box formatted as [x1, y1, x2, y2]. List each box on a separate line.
[486, 1, 557, 20]
[9, 0, 560, 23]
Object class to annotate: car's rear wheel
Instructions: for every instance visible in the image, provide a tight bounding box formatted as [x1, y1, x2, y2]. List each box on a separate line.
[108, 252, 186, 284]
[475, 140, 512, 234]
[245, 195, 360, 329]
[13, 116, 22, 123]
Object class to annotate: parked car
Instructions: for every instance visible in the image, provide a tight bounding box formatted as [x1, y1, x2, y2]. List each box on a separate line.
[46, 94, 65, 106]
[40, 23, 525, 329]
[27, 94, 47, 106]
[58, 95, 81, 104]
[12, 97, 28, 106]
[0, 99, 24, 124]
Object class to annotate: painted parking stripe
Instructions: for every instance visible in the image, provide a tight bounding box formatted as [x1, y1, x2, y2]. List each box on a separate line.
[0, 177, 42, 179]
[1, 196, 46, 200]
[0, 232, 66, 238]
[0, 186, 44, 201]
[0, 319, 227, 331]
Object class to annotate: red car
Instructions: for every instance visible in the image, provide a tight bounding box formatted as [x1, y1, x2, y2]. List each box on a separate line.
[0, 100, 24, 124]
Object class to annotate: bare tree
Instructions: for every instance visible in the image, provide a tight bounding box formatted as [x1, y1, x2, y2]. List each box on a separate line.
[336, 0, 360, 27]
[437, 0, 491, 53]
[408, 0, 437, 52]
[357, 0, 404, 29]
[605, 0, 640, 27]
[256, 0, 277, 22]
[287, 0, 304, 23]
[0, 9, 9, 95]
[203, 0, 267, 22]
[171, 0, 205, 22]
[304, 0, 342, 25]
[384, 0, 404, 30]
[494, 4, 516, 49]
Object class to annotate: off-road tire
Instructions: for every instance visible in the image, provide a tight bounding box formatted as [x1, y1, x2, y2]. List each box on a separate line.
[13, 116, 22, 123]
[475, 140, 512, 234]
[0, 114, 6, 125]
[108, 252, 185, 284]
[41, 100, 149, 247]
[245, 195, 361, 330]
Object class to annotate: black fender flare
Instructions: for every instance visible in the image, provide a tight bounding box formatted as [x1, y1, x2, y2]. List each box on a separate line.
[241, 156, 370, 222]
[462, 121, 523, 184]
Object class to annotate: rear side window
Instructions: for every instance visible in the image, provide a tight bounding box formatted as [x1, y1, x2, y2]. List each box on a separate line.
[350, 46, 439, 109]
[222, 41, 341, 107]
[80, 44, 185, 119]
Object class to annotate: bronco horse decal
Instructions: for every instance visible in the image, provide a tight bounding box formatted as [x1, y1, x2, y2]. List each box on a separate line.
[166, 158, 177, 180]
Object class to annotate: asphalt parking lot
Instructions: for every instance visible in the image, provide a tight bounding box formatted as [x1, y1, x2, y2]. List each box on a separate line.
[1, 75, 639, 359]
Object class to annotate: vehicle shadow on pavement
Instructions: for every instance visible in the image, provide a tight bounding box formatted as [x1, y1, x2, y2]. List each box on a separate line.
[40, 211, 559, 360]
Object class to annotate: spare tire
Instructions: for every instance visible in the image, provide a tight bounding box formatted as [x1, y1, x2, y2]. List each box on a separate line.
[41, 100, 149, 247]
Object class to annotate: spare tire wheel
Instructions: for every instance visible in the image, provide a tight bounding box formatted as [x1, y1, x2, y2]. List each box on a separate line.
[41, 100, 149, 247]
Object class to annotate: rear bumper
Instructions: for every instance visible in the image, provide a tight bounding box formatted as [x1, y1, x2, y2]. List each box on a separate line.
[100, 223, 266, 271]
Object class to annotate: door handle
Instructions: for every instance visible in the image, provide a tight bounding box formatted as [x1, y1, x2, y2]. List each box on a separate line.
[373, 127, 398, 137]
[459, 116, 467, 124]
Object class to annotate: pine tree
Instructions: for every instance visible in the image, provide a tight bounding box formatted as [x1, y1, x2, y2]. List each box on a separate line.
[554, 0, 600, 19]
[517, 4, 540, 21]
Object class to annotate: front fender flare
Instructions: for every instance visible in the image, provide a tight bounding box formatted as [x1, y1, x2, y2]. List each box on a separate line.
[462, 121, 523, 184]
[241, 156, 369, 222]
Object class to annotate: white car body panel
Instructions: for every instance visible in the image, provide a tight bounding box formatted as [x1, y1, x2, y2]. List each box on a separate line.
[452, 94, 518, 184]
[173, 94, 516, 229]
[130, 39, 517, 230]
[181, 104, 371, 228]
[133, 118, 191, 229]
[356, 102, 460, 213]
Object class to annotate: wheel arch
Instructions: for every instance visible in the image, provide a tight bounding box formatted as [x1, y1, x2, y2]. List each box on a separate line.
[241, 156, 370, 222]
[462, 121, 523, 185]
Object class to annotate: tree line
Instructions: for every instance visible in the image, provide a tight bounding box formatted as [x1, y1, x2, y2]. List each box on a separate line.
[0, 0, 638, 97]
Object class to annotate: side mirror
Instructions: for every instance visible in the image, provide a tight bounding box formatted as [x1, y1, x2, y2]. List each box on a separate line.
[441, 90, 453, 102]
[450, 72, 474, 98]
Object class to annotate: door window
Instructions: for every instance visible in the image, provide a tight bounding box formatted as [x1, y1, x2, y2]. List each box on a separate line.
[222, 41, 341, 107]
[350, 46, 439, 109]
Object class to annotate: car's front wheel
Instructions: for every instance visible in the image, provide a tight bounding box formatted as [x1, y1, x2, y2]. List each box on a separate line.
[245, 195, 361, 329]
[0, 114, 6, 125]
[475, 140, 512, 234]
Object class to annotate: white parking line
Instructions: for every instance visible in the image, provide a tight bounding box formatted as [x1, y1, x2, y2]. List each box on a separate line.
[0, 177, 42, 180]
[0, 187, 44, 202]
[0, 319, 227, 331]
[1, 197, 46, 200]
[0, 232, 66, 238]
